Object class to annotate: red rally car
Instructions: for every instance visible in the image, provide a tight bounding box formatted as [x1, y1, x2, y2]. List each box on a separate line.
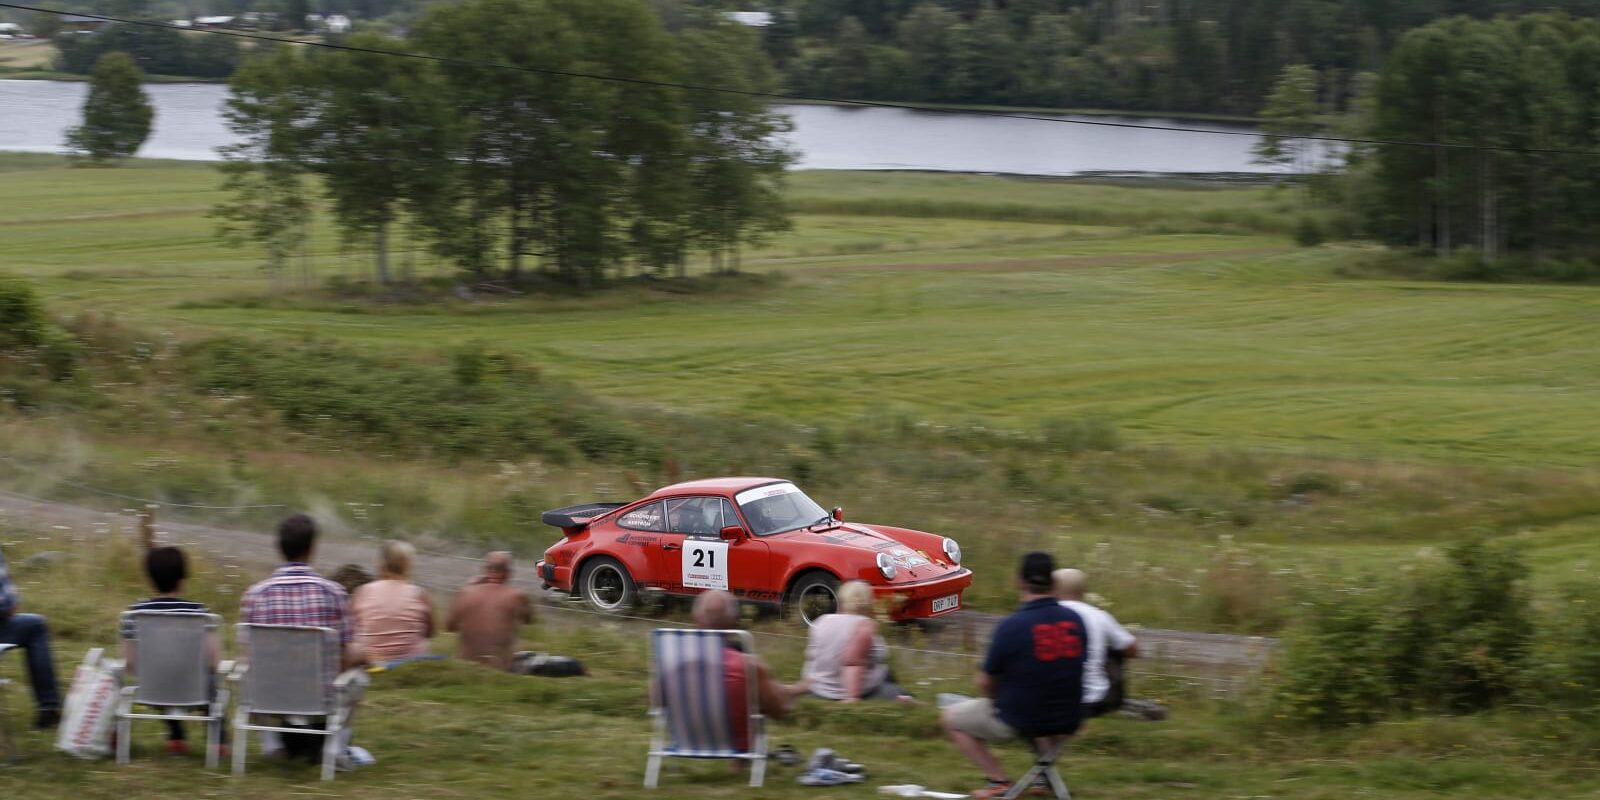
[534, 477, 972, 624]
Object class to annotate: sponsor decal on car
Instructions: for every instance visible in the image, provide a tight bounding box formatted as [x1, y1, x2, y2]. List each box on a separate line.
[734, 482, 802, 506]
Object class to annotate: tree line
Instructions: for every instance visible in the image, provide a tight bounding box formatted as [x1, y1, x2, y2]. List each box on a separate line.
[213, 0, 792, 287]
[754, 0, 1600, 116]
[1339, 11, 1600, 276]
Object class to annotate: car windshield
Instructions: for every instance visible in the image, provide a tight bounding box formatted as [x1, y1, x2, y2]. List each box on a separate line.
[735, 483, 829, 537]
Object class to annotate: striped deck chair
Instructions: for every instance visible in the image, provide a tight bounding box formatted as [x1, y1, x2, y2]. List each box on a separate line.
[644, 628, 765, 788]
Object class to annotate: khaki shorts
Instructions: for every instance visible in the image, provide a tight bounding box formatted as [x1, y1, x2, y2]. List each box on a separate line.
[942, 698, 1017, 742]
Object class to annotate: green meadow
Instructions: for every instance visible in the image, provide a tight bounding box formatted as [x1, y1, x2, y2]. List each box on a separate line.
[4, 155, 1595, 464]
[2, 152, 1599, 629]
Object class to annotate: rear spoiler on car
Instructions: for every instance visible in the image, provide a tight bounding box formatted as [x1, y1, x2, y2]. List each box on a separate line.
[541, 502, 627, 536]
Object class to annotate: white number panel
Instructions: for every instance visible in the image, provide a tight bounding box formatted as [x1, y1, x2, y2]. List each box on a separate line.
[682, 540, 730, 590]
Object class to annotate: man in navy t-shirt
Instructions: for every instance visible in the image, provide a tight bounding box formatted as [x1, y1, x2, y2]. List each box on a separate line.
[941, 552, 1086, 798]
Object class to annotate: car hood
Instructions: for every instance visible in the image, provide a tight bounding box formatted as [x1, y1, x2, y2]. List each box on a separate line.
[779, 523, 960, 582]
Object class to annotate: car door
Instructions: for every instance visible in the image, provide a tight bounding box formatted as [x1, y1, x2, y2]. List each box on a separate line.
[667, 497, 769, 599]
[616, 501, 680, 592]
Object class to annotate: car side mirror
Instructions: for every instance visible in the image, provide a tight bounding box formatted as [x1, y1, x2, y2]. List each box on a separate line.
[719, 525, 745, 541]
[831, 506, 844, 522]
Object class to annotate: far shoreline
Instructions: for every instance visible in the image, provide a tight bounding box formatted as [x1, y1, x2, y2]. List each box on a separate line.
[0, 151, 1286, 185]
[0, 72, 1261, 124]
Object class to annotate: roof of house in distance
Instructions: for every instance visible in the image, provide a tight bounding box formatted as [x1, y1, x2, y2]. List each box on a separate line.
[724, 11, 774, 27]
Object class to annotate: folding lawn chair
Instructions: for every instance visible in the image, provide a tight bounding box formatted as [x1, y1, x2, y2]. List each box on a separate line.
[0, 643, 16, 764]
[230, 623, 362, 782]
[1001, 734, 1074, 800]
[115, 611, 231, 768]
[644, 628, 766, 788]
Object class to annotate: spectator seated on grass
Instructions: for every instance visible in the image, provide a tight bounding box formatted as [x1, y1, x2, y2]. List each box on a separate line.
[0, 543, 61, 730]
[122, 545, 226, 755]
[447, 552, 533, 672]
[941, 552, 1086, 799]
[1053, 568, 1138, 718]
[801, 579, 910, 703]
[351, 541, 437, 668]
[240, 513, 369, 766]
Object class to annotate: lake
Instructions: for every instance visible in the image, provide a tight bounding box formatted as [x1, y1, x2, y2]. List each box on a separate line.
[0, 79, 1302, 175]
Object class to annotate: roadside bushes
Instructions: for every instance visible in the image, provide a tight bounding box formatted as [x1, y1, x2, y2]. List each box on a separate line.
[185, 337, 657, 465]
[0, 277, 77, 405]
[1274, 539, 1535, 726]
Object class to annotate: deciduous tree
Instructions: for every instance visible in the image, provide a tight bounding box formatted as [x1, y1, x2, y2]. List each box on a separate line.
[65, 52, 154, 164]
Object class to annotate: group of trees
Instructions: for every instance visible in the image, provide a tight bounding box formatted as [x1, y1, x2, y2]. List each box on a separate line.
[1347, 12, 1600, 271]
[759, 0, 1600, 116]
[215, 0, 792, 287]
[55, 21, 242, 78]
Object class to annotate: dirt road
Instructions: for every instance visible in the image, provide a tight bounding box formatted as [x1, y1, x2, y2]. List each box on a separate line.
[0, 487, 1275, 679]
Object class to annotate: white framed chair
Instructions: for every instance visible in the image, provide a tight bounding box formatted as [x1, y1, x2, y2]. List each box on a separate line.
[115, 611, 230, 768]
[0, 643, 16, 764]
[644, 628, 765, 788]
[230, 623, 363, 782]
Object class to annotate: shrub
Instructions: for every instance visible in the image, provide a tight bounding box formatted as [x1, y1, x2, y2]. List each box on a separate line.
[1527, 585, 1600, 712]
[1381, 539, 1532, 712]
[1294, 216, 1326, 247]
[1273, 587, 1393, 726]
[1273, 538, 1534, 725]
[0, 276, 47, 349]
[184, 337, 652, 465]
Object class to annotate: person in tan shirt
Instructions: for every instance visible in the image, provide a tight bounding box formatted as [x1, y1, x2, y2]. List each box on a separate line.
[447, 552, 533, 671]
[351, 541, 436, 664]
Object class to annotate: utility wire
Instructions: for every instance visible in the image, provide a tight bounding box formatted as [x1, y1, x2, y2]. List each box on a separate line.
[8, 2, 1600, 158]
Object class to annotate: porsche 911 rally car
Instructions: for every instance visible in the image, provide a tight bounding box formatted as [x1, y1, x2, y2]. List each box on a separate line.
[535, 477, 972, 624]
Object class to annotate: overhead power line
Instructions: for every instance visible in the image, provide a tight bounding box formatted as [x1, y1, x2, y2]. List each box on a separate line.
[7, 2, 1600, 158]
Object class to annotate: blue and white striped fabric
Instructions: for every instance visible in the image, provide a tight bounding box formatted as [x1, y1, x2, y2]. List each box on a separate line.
[653, 629, 741, 757]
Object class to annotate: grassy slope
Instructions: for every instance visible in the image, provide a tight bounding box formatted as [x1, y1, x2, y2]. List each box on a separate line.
[5, 533, 1600, 800]
[1, 152, 1599, 624]
[2, 156, 1595, 466]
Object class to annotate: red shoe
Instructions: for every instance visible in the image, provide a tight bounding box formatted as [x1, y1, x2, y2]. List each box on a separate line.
[971, 780, 1014, 799]
[217, 744, 232, 760]
[164, 739, 191, 756]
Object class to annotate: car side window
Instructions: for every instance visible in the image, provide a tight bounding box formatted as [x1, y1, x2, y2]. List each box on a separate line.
[666, 497, 723, 537]
[718, 499, 741, 532]
[618, 501, 667, 532]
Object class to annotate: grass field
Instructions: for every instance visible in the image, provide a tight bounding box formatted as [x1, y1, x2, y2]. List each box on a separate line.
[2, 152, 1600, 630]
[4, 151, 1600, 797]
[3, 155, 1596, 466]
[5, 533, 1600, 800]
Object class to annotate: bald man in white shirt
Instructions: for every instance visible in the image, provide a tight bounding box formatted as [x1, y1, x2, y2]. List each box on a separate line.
[1053, 568, 1138, 717]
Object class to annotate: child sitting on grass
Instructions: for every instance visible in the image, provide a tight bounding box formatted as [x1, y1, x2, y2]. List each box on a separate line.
[121, 546, 224, 755]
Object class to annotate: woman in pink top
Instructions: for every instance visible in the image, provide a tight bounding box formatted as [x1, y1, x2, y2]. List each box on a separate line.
[351, 541, 436, 663]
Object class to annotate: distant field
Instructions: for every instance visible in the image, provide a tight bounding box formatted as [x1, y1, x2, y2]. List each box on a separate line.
[0, 40, 55, 70]
[2, 155, 1595, 466]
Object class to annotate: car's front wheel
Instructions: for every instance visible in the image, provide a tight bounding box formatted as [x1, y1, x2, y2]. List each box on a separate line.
[787, 571, 840, 626]
[579, 556, 637, 614]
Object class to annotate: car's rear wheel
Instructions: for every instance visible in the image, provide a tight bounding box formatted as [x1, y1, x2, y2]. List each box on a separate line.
[579, 556, 637, 614]
[787, 571, 840, 626]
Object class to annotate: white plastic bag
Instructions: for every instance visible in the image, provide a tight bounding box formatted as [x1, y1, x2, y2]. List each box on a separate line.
[55, 648, 123, 760]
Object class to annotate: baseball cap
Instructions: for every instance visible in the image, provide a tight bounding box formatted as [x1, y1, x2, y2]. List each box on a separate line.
[1019, 551, 1055, 590]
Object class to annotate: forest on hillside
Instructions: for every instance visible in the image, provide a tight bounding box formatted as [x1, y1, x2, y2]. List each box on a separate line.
[756, 0, 1600, 115]
[14, 0, 1600, 116]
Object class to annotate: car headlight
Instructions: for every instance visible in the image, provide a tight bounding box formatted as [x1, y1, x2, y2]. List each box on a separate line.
[876, 551, 898, 580]
[943, 537, 962, 565]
